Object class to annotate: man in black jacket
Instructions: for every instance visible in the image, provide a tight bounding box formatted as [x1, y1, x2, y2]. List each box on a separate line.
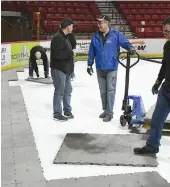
[28, 45, 49, 78]
[50, 18, 75, 121]
[134, 16, 170, 154]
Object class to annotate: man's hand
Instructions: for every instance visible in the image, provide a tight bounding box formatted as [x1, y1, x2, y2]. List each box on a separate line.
[36, 72, 39, 78]
[152, 79, 161, 95]
[87, 65, 93, 76]
[36, 59, 43, 64]
[129, 48, 136, 55]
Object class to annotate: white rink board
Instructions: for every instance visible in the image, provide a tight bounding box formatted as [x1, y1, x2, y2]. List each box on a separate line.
[1, 38, 166, 70]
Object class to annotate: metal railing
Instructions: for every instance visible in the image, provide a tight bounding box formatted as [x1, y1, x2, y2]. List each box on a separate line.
[1, 18, 23, 42]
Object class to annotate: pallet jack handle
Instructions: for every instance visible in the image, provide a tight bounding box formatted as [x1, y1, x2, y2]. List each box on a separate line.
[118, 52, 140, 110]
[118, 52, 140, 69]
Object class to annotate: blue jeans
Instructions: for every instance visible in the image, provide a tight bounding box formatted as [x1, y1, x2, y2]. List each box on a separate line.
[147, 87, 170, 149]
[97, 70, 117, 116]
[51, 69, 72, 116]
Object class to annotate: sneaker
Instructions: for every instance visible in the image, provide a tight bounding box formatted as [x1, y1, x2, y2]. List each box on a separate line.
[64, 111, 74, 119]
[53, 115, 68, 122]
[103, 114, 113, 122]
[99, 112, 106, 118]
[134, 145, 159, 155]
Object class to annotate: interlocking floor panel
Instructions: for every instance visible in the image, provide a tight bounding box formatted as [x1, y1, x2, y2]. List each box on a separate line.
[53, 133, 158, 167]
[47, 172, 170, 187]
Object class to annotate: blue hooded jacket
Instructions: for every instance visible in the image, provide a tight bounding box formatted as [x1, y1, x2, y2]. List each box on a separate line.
[88, 28, 134, 70]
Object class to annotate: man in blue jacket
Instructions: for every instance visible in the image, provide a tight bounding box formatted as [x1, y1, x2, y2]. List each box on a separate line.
[87, 15, 136, 122]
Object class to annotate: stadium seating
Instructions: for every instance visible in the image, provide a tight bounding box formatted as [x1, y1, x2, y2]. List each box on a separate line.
[1, 1, 27, 11]
[2, 1, 101, 34]
[117, 2, 170, 38]
[2, 1, 168, 38]
[26, 1, 101, 34]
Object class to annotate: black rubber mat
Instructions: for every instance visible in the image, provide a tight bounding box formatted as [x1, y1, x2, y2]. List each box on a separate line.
[47, 171, 170, 187]
[25, 77, 53, 84]
[53, 133, 158, 167]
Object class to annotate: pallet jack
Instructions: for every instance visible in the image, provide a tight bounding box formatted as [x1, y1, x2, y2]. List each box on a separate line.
[118, 51, 145, 128]
[118, 52, 170, 132]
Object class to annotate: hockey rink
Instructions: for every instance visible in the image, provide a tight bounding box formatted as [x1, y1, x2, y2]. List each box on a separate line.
[9, 59, 170, 182]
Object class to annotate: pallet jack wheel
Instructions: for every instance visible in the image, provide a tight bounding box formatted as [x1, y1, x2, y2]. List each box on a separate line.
[120, 115, 127, 127]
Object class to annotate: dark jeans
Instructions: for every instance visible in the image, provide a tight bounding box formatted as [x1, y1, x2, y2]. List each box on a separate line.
[51, 68, 72, 116]
[97, 70, 117, 116]
[147, 86, 170, 149]
[29, 58, 49, 77]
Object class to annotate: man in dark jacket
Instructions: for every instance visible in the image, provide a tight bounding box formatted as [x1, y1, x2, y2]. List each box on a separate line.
[28, 45, 49, 78]
[87, 15, 136, 122]
[134, 16, 170, 154]
[50, 18, 75, 121]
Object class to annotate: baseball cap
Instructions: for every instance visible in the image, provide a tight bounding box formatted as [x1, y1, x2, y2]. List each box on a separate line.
[61, 18, 75, 29]
[97, 15, 111, 22]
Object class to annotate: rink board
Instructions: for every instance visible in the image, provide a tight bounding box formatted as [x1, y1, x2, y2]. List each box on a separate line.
[53, 133, 158, 167]
[48, 171, 170, 187]
[144, 104, 170, 131]
[25, 77, 53, 84]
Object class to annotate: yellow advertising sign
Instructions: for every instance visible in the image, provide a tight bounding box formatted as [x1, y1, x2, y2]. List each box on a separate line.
[11, 41, 40, 66]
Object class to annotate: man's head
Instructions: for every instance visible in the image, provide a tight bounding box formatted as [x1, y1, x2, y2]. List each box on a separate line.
[60, 18, 75, 35]
[35, 51, 41, 60]
[97, 15, 111, 33]
[162, 16, 170, 40]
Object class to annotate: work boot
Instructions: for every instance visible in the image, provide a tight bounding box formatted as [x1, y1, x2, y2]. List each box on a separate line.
[103, 114, 113, 122]
[134, 145, 159, 155]
[99, 112, 106, 118]
[64, 111, 74, 119]
[53, 115, 68, 122]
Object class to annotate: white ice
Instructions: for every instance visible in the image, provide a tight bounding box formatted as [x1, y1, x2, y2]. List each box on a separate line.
[10, 59, 170, 182]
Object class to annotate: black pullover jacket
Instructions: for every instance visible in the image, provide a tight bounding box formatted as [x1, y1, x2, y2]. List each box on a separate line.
[50, 29, 74, 75]
[158, 40, 170, 92]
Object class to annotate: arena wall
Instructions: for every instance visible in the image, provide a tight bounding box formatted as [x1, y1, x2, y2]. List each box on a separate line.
[1, 38, 166, 71]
